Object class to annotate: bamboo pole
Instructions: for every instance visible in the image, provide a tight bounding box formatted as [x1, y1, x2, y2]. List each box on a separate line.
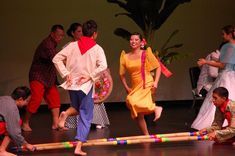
[87, 131, 205, 143]
[23, 135, 209, 151]
[12, 133, 208, 152]
[84, 135, 209, 146]
[14, 131, 204, 149]
[29, 141, 77, 148]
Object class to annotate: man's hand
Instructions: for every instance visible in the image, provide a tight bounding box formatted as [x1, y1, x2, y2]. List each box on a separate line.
[77, 76, 91, 85]
[198, 128, 207, 135]
[25, 143, 36, 151]
[66, 74, 72, 86]
[207, 132, 216, 141]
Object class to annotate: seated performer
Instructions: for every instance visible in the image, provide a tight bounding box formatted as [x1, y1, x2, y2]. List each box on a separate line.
[0, 86, 35, 156]
[199, 87, 235, 144]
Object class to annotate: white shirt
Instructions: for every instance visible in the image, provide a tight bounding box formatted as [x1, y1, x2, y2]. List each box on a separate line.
[53, 41, 107, 95]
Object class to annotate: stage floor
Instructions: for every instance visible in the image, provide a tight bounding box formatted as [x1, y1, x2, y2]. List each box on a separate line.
[16, 102, 235, 156]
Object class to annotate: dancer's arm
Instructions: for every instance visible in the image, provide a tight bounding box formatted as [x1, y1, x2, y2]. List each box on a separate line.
[119, 74, 131, 93]
[197, 58, 225, 69]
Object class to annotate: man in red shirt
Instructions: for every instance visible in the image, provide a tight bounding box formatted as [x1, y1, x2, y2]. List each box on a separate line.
[22, 25, 64, 131]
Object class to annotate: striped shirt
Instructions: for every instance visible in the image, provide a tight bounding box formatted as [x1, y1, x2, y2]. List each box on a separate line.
[29, 36, 58, 87]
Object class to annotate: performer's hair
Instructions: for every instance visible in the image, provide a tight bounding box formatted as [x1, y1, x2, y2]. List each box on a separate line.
[218, 41, 228, 50]
[222, 25, 235, 39]
[51, 24, 64, 32]
[130, 32, 143, 41]
[82, 20, 97, 37]
[11, 86, 31, 100]
[67, 23, 82, 38]
[213, 87, 229, 99]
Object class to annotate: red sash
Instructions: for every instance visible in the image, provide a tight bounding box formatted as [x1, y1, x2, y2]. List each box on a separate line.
[141, 51, 146, 89]
[159, 61, 173, 78]
[220, 100, 231, 126]
[0, 122, 6, 135]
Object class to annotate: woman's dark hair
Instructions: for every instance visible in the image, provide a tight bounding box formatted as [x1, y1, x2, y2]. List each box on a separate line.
[130, 32, 143, 41]
[218, 41, 228, 50]
[11, 86, 31, 100]
[66, 22, 82, 38]
[222, 25, 235, 39]
[82, 20, 97, 37]
[213, 87, 229, 99]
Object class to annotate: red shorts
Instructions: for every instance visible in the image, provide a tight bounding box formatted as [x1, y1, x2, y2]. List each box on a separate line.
[27, 81, 61, 113]
[0, 122, 6, 135]
[0, 119, 22, 136]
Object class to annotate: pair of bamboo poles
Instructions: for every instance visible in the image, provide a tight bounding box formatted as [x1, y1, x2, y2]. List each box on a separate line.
[13, 131, 208, 152]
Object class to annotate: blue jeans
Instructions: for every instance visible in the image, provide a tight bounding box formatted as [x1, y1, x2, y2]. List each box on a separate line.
[69, 88, 93, 142]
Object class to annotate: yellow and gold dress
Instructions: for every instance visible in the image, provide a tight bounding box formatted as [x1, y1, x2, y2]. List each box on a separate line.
[119, 47, 160, 119]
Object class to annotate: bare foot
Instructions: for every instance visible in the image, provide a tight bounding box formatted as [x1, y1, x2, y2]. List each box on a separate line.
[74, 141, 87, 155]
[74, 149, 87, 156]
[0, 150, 17, 156]
[153, 106, 163, 121]
[21, 124, 32, 132]
[57, 111, 67, 129]
[52, 124, 58, 130]
[54, 126, 69, 131]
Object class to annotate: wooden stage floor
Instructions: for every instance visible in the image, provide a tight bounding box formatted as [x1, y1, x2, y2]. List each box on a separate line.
[15, 102, 235, 156]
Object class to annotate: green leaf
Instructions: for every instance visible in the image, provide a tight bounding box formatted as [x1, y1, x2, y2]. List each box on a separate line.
[114, 28, 132, 41]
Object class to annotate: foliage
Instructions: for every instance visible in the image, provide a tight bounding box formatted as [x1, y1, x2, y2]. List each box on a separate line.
[156, 29, 184, 64]
[107, 0, 191, 64]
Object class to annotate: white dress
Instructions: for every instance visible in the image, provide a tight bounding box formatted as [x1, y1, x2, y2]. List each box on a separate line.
[91, 103, 110, 127]
[191, 43, 235, 130]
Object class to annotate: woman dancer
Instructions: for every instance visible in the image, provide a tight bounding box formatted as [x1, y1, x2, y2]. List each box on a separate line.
[119, 32, 162, 135]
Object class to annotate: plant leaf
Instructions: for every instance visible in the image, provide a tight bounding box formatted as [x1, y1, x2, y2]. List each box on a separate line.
[161, 29, 179, 51]
[154, 0, 191, 29]
[114, 28, 132, 41]
[163, 43, 183, 52]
